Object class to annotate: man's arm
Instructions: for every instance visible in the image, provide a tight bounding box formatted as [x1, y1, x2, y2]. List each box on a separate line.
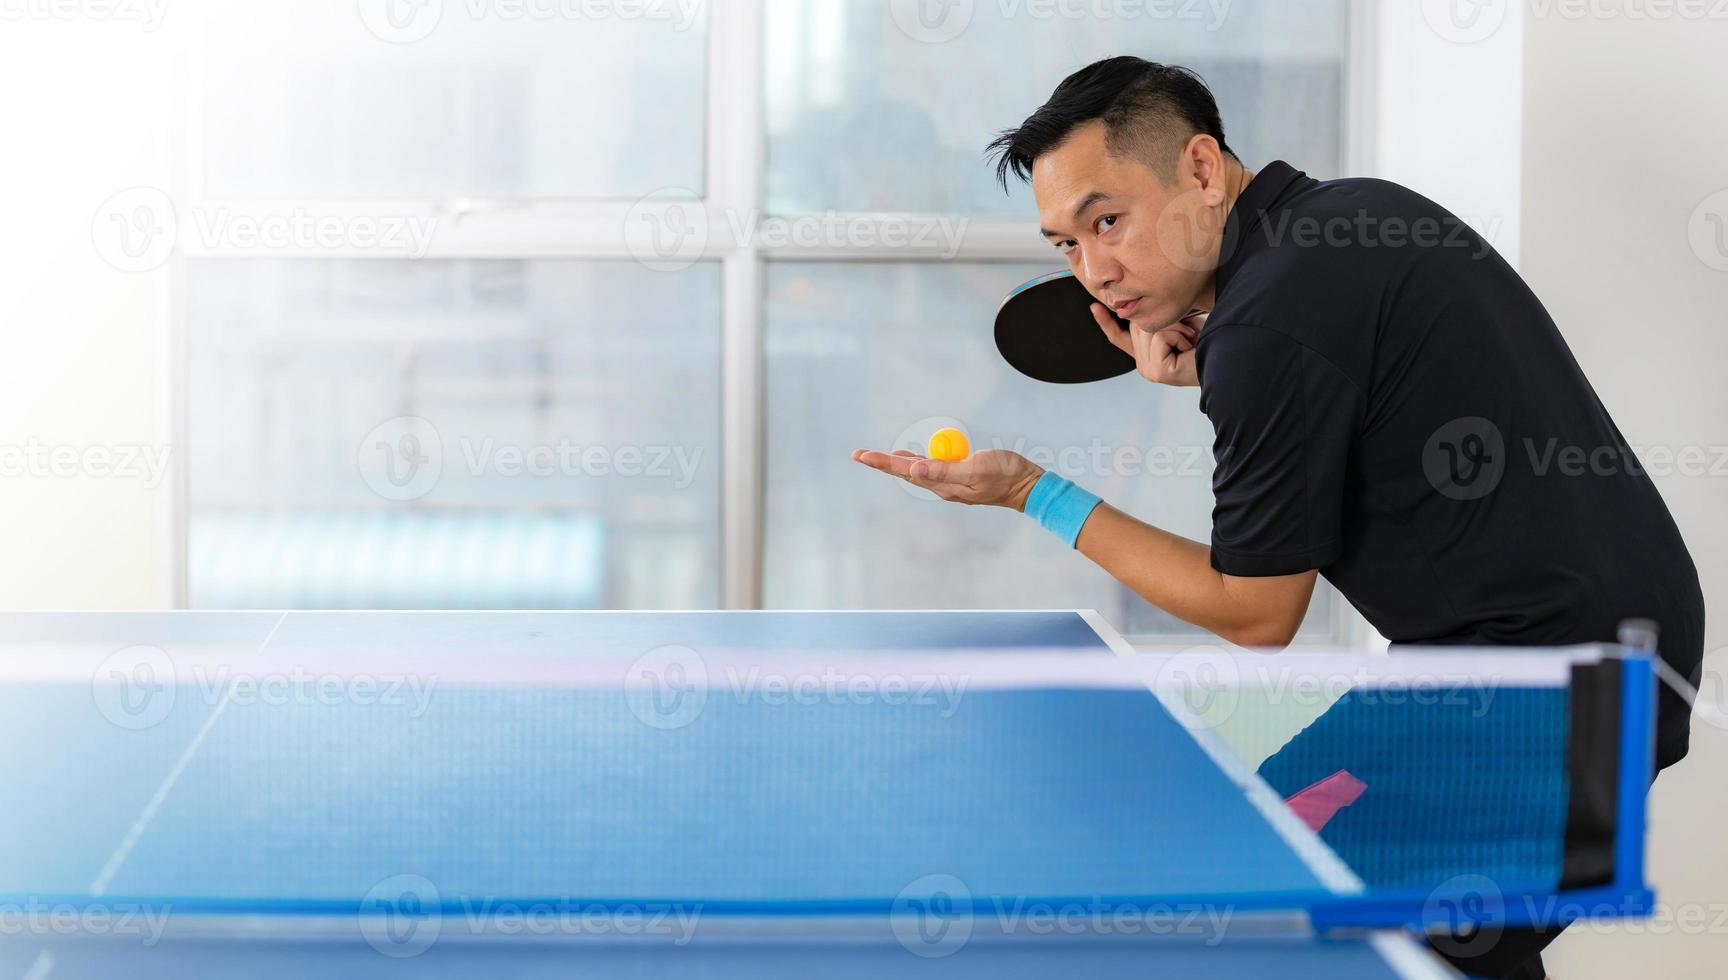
[1075, 502, 1316, 648]
[851, 448, 1317, 648]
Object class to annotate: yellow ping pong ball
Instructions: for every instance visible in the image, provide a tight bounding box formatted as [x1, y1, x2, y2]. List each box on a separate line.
[927, 427, 971, 462]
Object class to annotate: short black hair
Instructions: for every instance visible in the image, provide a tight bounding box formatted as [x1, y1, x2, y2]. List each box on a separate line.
[986, 56, 1233, 191]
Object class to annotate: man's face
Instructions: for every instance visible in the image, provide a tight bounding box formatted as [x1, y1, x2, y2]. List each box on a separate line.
[1033, 120, 1224, 332]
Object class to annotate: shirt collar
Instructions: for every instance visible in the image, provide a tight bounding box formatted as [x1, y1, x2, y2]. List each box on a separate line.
[1215, 160, 1312, 298]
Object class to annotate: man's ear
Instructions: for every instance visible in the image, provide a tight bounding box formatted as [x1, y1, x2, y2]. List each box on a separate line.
[1182, 134, 1228, 207]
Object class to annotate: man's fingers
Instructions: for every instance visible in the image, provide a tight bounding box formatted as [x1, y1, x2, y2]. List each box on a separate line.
[852, 449, 919, 479]
[1091, 303, 1133, 355]
[1156, 326, 1195, 353]
[910, 458, 954, 484]
[857, 449, 988, 503]
[859, 447, 1042, 508]
[855, 449, 965, 490]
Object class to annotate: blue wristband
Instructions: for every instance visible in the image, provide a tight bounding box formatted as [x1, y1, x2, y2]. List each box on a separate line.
[1023, 471, 1103, 548]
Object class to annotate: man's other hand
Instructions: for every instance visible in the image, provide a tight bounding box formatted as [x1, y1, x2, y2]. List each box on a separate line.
[1096, 305, 1205, 387]
[851, 448, 1045, 511]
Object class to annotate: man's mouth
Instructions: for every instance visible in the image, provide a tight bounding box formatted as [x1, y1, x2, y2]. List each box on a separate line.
[1110, 298, 1141, 318]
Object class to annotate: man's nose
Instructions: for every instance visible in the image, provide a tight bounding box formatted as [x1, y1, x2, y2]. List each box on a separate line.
[1078, 255, 1117, 297]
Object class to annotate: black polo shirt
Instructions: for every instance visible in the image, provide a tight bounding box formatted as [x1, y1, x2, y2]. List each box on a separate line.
[1195, 161, 1704, 765]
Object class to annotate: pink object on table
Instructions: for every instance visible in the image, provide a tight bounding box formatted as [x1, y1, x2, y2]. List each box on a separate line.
[1284, 770, 1368, 833]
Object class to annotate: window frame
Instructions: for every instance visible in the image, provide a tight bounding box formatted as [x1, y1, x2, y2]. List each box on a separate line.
[167, 0, 1378, 645]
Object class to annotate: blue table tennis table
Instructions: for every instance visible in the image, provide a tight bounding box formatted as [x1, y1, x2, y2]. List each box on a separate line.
[0, 609, 1544, 978]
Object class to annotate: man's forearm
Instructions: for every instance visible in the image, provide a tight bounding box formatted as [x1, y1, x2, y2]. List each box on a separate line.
[1071, 503, 1315, 648]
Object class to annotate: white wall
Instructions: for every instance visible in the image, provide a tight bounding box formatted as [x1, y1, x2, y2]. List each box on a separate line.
[0, 18, 180, 608]
[1371, 0, 1525, 264]
[1520, 8, 1728, 977]
[1367, 7, 1728, 973]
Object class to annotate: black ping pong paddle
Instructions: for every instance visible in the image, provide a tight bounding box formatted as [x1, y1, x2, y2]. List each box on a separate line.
[993, 270, 1136, 384]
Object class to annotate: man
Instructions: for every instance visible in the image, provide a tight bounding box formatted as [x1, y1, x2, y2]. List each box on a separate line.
[853, 57, 1703, 979]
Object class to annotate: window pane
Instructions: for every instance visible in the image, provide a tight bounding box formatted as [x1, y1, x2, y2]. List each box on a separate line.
[763, 262, 1336, 638]
[185, 259, 722, 609]
[199, 2, 707, 199]
[766, 0, 1349, 216]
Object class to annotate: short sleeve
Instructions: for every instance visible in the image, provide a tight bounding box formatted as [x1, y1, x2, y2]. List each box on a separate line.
[1197, 323, 1363, 577]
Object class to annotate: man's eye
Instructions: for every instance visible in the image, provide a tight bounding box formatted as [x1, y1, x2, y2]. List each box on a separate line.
[1094, 215, 1118, 235]
[1054, 239, 1076, 254]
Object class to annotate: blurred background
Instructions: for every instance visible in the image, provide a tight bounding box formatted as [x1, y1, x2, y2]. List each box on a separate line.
[1, 0, 1367, 636]
[1, 2, 1726, 972]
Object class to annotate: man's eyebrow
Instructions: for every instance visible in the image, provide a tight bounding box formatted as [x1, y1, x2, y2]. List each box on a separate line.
[1040, 191, 1112, 238]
